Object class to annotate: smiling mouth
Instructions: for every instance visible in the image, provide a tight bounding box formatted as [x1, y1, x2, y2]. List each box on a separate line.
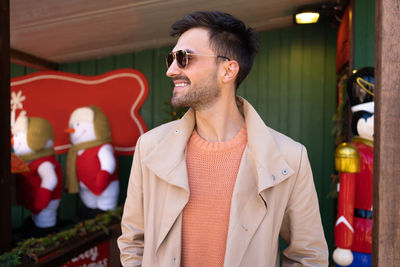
[175, 82, 189, 87]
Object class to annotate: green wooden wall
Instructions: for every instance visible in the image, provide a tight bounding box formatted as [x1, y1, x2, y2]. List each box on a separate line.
[11, 22, 336, 256]
[354, 0, 375, 69]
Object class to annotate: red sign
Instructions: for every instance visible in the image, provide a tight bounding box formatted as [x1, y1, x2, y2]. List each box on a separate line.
[10, 69, 149, 155]
[61, 241, 110, 267]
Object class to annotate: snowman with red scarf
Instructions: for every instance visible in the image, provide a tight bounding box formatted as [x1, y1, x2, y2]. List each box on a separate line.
[65, 105, 119, 217]
[12, 114, 63, 236]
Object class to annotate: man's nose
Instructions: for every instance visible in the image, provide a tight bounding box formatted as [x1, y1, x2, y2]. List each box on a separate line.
[166, 60, 180, 77]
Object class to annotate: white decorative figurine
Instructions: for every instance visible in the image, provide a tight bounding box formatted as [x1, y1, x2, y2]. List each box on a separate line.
[12, 115, 63, 236]
[65, 105, 119, 217]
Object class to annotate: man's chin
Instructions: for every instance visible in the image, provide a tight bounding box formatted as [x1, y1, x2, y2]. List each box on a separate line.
[171, 98, 187, 108]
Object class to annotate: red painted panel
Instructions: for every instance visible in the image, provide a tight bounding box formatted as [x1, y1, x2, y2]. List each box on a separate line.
[11, 69, 149, 155]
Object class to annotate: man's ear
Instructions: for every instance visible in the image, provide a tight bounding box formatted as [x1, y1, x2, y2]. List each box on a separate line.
[221, 60, 239, 84]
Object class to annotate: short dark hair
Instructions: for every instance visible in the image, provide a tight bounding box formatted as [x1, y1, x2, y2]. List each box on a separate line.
[170, 11, 259, 89]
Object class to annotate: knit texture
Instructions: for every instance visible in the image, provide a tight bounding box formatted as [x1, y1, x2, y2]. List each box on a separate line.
[182, 126, 247, 267]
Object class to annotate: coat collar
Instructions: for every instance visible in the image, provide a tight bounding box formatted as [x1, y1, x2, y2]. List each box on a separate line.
[236, 97, 295, 192]
[142, 97, 294, 258]
[143, 97, 294, 191]
[142, 107, 196, 192]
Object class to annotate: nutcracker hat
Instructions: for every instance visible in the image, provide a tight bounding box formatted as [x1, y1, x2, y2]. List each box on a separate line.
[13, 114, 54, 152]
[346, 67, 375, 114]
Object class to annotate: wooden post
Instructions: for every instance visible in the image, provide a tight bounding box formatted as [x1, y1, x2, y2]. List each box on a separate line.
[373, 0, 400, 266]
[0, 0, 12, 253]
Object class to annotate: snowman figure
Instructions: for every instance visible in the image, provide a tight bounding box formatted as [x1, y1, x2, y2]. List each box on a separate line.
[65, 105, 119, 215]
[12, 115, 63, 233]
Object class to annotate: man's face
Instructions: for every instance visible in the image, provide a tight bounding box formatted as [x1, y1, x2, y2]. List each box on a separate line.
[166, 28, 221, 110]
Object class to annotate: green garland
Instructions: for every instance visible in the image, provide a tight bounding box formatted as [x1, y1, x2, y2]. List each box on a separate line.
[329, 67, 352, 199]
[0, 207, 122, 267]
[332, 70, 351, 146]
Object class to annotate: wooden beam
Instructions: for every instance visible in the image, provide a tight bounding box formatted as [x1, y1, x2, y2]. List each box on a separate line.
[373, 0, 400, 266]
[0, 0, 12, 254]
[10, 49, 58, 70]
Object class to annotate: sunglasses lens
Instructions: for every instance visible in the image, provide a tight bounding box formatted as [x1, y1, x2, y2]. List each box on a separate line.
[166, 53, 174, 68]
[176, 50, 187, 68]
[166, 50, 188, 68]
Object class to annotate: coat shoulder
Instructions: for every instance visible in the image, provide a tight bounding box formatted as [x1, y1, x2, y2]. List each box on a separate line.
[136, 120, 178, 152]
[267, 127, 305, 164]
[268, 127, 303, 150]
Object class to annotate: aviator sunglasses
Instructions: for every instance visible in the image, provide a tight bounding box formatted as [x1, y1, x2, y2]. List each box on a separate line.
[166, 50, 230, 69]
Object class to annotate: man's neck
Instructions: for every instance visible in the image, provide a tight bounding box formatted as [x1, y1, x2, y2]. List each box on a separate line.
[194, 96, 244, 142]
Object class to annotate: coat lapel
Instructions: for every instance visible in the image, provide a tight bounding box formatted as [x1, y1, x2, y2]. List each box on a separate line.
[142, 109, 196, 253]
[224, 98, 295, 265]
[223, 147, 268, 266]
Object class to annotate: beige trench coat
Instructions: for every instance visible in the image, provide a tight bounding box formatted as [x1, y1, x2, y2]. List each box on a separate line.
[118, 97, 328, 267]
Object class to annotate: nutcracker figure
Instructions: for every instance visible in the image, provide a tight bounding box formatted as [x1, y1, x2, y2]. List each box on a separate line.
[333, 67, 374, 266]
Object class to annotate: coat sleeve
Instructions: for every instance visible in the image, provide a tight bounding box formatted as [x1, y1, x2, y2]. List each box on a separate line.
[118, 137, 145, 267]
[279, 145, 329, 266]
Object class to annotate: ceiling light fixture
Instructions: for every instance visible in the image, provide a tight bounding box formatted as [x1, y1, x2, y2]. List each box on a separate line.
[294, 2, 343, 25]
[295, 12, 320, 24]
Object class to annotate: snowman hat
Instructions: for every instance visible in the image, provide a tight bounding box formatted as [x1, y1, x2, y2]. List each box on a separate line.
[69, 105, 110, 140]
[13, 114, 54, 152]
[69, 107, 94, 126]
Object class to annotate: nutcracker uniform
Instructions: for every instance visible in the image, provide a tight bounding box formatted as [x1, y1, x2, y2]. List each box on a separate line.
[333, 67, 374, 267]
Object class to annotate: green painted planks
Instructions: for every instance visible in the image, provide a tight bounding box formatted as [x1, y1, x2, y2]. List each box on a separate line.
[354, 0, 375, 70]
[287, 26, 303, 141]
[96, 56, 115, 73]
[79, 59, 97, 75]
[266, 30, 282, 130]
[152, 47, 174, 126]
[255, 32, 269, 123]
[115, 53, 135, 69]
[278, 29, 291, 136]
[134, 49, 155, 129]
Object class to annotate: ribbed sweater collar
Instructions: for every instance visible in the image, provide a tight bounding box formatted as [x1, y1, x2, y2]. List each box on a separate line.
[189, 125, 247, 152]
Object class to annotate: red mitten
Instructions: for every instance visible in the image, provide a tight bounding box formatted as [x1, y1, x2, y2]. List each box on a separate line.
[94, 170, 111, 196]
[33, 187, 52, 214]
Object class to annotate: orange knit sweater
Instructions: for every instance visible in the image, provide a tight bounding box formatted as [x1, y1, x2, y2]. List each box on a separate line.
[181, 126, 247, 267]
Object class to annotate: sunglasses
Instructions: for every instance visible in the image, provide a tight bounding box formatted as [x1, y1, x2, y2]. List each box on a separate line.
[166, 50, 230, 69]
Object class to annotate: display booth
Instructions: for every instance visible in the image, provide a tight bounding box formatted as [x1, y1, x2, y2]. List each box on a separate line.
[5, 69, 148, 266]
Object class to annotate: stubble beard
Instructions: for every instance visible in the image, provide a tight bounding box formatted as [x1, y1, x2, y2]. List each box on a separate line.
[171, 73, 220, 110]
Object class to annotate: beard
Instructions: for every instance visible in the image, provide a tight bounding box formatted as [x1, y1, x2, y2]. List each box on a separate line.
[171, 72, 220, 110]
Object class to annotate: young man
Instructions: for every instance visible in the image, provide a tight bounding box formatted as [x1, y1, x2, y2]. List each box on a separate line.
[118, 11, 328, 267]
